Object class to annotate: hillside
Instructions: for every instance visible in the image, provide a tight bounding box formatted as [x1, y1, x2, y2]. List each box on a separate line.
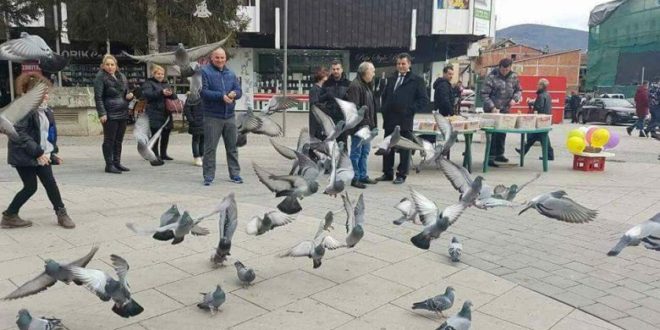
[496, 24, 588, 52]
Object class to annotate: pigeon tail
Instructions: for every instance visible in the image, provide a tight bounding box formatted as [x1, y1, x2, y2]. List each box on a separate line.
[112, 300, 144, 318]
[607, 236, 631, 256]
[412, 301, 431, 310]
[152, 230, 175, 241]
[237, 133, 248, 147]
[277, 196, 302, 215]
[411, 233, 431, 250]
[312, 259, 322, 269]
[393, 216, 407, 225]
[171, 236, 185, 245]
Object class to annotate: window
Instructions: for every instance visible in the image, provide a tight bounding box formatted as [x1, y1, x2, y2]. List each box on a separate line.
[511, 54, 517, 61]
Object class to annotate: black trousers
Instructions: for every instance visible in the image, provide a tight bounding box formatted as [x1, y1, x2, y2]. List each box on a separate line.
[150, 127, 171, 158]
[5, 166, 64, 214]
[192, 134, 204, 158]
[523, 133, 554, 158]
[382, 128, 412, 178]
[490, 133, 507, 160]
[102, 119, 127, 165]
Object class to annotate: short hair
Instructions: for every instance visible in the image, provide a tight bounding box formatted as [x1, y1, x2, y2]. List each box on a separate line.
[16, 73, 52, 96]
[443, 66, 454, 74]
[101, 54, 118, 68]
[642, 81, 649, 86]
[357, 61, 375, 77]
[396, 53, 412, 63]
[330, 59, 342, 67]
[538, 78, 549, 88]
[499, 58, 513, 68]
[313, 66, 328, 83]
[151, 64, 165, 76]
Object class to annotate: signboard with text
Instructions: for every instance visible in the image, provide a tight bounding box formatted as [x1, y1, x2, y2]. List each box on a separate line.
[473, 0, 492, 36]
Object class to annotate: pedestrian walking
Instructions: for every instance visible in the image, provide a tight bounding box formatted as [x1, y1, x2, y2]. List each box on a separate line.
[376, 53, 429, 185]
[200, 48, 243, 186]
[94, 54, 134, 174]
[480, 58, 522, 167]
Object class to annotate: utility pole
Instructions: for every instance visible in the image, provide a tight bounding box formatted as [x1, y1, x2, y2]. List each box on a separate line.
[282, 0, 288, 137]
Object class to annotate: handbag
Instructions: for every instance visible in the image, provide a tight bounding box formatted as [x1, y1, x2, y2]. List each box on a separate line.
[165, 97, 184, 113]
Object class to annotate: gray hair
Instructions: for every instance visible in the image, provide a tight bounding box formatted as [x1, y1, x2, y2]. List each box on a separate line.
[357, 61, 375, 77]
[538, 78, 549, 88]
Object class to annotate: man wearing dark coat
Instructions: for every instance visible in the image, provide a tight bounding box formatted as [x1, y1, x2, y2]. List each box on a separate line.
[433, 66, 455, 117]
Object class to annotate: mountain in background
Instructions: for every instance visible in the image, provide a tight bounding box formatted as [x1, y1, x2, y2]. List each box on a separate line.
[496, 24, 589, 52]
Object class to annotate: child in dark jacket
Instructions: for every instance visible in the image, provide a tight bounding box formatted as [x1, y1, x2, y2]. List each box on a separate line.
[183, 93, 204, 166]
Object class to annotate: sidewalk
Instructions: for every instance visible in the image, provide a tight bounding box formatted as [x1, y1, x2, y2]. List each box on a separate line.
[0, 113, 658, 329]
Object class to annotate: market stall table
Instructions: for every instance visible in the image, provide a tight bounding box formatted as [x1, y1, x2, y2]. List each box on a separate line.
[482, 127, 553, 173]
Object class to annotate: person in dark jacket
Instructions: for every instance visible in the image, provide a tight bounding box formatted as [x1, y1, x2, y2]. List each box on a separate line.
[481, 58, 522, 167]
[184, 92, 204, 167]
[516, 79, 554, 160]
[94, 54, 134, 174]
[200, 48, 243, 185]
[2, 78, 74, 229]
[322, 60, 351, 145]
[433, 66, 455, 117]
[376, 53, 429, 185]
[568, 90, 582, 123]
[309, 66, 329, 140]
[646, 78, 660, 139]
[140, 64, 178, 166]
[627, 82, 649, 137]
[346, 61, 378, 189]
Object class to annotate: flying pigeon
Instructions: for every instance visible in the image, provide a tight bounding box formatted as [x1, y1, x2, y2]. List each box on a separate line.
[448, 237, 462, 262]
[260, 95, 299, 115]
[414, 114, 457, 173]
[3, 246, 99, 300]
[412, 286, 455, 317]
[246, 210, 296, 236]
[608, 213, 660, 256]
[335, 98, 366, 131]
[354, 126, 379, 147]
[375, 125, 425, 155]
[0, 81, 48, 140]
[211, 193, 239, 265]
[437, 300, 473, 330]
[491, 173, 542, 201]
[280, 218, 345, 269]
[312, 105, 346, 142]
[197, 285, 226, 315]
[0, 32, 69, 71]
[122, 36, 230, 67]
[324, 141, 354, 196]
[15, 309, 64, 330]
[133, 113, 171, 162]
[393, 197, 420, 225]
[237, 106, 283, 137]
[234, 261, 256, 287]
[269, 129, 311, 174]
[69, 255, 144, 318]
[518, 191, 598, 223]
[341, 192, 366, 248]
[126, 210, 210, 245]
[253, 162, 319, 214]
[323, 210, 336, 231]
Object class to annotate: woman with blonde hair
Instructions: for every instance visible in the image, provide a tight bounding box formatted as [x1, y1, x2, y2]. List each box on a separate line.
[140, 64, 178, 166]
[93, 54, 134, 174]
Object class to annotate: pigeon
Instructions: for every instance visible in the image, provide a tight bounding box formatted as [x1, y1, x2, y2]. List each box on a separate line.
[186, 62, 203, 102]
[246, 210, 296, 236]
[253, 162, 319, 214]
[414, 114, 458, 173]
[448, 237, 462, 262]
[69, 255, 144, 318]
[3, 246, 99, 300]
[122, 36, 230, 67]
[312, 105, 346, 142]
[126, 211, 209, 245]
[0, 81, 48, 140]
[280, 218, 345, 269]
[393, 197, 420, 225]
[133, 113, 171, 162]
[432, 111, 458, 145]
[323, 210, 336, 231]
[0, 32, 69, 71]
[324, 142, 354, 196]
[260, 95, 299, 115]
[15, 309, 64, 330]
[234, 261, 256, 286]
[375, 125, 425, 155]
[211, 193, 239, 265]
[437, 300, 473, 330]
[237, 106, 283, 137]
[491, 173, 542, 201]
[197, 285, 226, 315]
[608, 213, 660, 256]
[354, 126, 379, 147]
[518, 191, 598, 224]
[341, 192, 366, 248]
[270, 128, 311, 174]
[412, 286, 455, 317]
[335, 98, 366, 131]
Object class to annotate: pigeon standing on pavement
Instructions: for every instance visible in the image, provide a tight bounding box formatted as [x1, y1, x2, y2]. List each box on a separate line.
[448, 237, 463, 262]
[246, 210, 295, 236]
[234, 261, 256, 286]
[16, 309, 64, 330]
[197, 285, 226, 315]
[69, 255, 144, 318]
[437, 300, 473, 330]
[608, 212, 660, 256]
[3, 246, 99, 300]
[0, 81, 48, 140]
[212, 193, 239, 265]
[518, 191, 598, 223]
[412, 286, 455, 317]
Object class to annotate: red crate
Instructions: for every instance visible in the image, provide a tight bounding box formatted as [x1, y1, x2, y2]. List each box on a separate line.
[573, 155, 606, 172]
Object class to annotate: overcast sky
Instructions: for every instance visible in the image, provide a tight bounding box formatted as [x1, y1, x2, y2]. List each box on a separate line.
[495, 0, 613, 31]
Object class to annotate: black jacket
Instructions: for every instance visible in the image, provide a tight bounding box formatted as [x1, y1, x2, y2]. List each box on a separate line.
[322, 74, 351, 122]
[94, 70, 130, 120]
[309, 84, 330, 139]
[381, 72, 429, 132]
[433, 77, 455, 116]
[184, 98, 204, 135]
[533, 89, 552, 114]
[141, 77, 178, 129]
[569, 95, 581, 110]
[346, 77, 378, 135]
[8, 108, 58, 167]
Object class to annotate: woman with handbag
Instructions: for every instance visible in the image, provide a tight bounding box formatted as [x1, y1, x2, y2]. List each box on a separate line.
[141, 64, 179, 166]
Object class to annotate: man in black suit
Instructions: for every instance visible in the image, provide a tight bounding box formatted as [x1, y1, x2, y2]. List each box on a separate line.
[376, 53, 429, 184]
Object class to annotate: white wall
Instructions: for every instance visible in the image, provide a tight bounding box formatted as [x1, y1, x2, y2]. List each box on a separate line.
[226, 48, 255, 110]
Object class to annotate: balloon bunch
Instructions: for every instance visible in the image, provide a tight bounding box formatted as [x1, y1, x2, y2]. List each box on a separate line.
[566, 126, 620, 154]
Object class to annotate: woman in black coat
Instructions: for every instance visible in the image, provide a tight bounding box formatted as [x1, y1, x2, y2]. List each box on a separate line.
[183, 93, 204, 166]
[94, 54, 134, 174]
[140, 64, 178, 166]
[309, 67, 329, 140]
[2, 78, 74, 229]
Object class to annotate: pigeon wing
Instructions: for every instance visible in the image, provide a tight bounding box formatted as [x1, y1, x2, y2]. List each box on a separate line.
[0, 81, 48, 124]
[392, 136, 425, 151]
[269, 139, 297, 159]
[0, 35, 50, 61]
[410, 189, 440, 226]
[537, 196, 598, 224]
[253, 163, 293, 193]
[354, 193, 366, 226]
[443, 203, 468, 225]
[335, 98, 359, 126]
[281, 241, 314, 257]
[184, 35, 231, 61]
[311, 106, 336, 137]
[67, 246, 100, 268]
[2, 272, 56, 300]
[69, 266, 109, 296]
[438, 158, 472, 194]
[517, 173, 542, 192]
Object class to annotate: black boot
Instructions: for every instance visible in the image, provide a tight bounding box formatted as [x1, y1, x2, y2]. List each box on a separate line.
[160, 129, 173, 161]
[113, 156, 130, 172]
[105, 163, 122, 174]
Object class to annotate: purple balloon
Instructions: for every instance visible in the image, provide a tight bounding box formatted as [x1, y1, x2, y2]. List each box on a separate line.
[604, 131, 620, 149]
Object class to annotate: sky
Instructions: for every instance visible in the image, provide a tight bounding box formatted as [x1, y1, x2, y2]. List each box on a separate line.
[495, 0, 614, 31]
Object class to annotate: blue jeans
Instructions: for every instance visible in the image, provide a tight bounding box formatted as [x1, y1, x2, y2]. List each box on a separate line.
[647, 107, 660, 133]
[350, 136, 370, 180]
[631, 118, 645, 131]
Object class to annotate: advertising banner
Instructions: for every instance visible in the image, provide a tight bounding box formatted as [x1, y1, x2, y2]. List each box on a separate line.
[512, 76, 567, 124]
[473, 0, 492, 36]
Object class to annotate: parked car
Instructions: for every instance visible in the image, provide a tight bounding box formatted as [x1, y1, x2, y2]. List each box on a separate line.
[599, 93, 625, 99]
[577, 98, 637, 125]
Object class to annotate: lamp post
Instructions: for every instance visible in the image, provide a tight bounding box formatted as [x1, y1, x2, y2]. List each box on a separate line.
[282, 0, 288, 137]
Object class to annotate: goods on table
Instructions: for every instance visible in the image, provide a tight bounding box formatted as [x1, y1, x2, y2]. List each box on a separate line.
[515, 114, 536, 129]
[535, 115, 552, 128]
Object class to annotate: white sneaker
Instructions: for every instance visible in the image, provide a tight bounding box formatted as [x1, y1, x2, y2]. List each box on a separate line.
[194, 157, 203, 167]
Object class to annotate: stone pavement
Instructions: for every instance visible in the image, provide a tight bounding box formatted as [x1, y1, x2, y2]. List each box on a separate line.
[0, 113, 659, 330]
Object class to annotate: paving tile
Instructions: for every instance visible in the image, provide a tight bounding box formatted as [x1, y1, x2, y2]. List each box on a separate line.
[372, 253, 462, 290]
[334, 303, 439, 330]
[355, 239, 424, 263]
[443, 267, 517, 296]
[611, 317, 658, 330]
[312, 251, 389, 283]
[550, 310, 623, 330]
[232, 298, 353, 330]
[581, 303, 628, 321]
[470, 311, 529, 330]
